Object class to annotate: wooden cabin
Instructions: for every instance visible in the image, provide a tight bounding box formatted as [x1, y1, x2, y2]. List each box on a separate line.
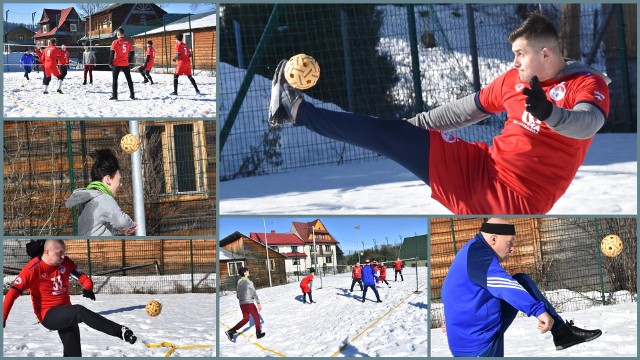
[3, 120, 216, 236]
[5, 25, 36, 45]
[33, 7, 84, 48]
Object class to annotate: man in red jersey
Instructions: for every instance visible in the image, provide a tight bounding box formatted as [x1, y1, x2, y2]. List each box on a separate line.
[110, 27, 135, 100]
[170, 33, 200, 96]
[34, 47, 43, 73]
[350, 262, 363, 292]
[138, 40, 155, 85]
[58, 44, 69, 84]
[42, 39, 65, 94]
[393, 257, 404, 282]
[3, 240, 137, 357]
[268, 12, 610, 215]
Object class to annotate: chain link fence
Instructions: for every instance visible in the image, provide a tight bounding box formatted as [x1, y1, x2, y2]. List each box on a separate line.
[3, 239, 216, 294]
[430, 217, 637, 328]
[219, 3, 636, 181]
[3, 120, 216, 236]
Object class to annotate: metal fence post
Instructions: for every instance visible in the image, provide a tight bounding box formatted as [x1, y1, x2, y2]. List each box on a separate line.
[614, 4, 633, 131]
[406, 5, 424, 113]
[86, 239, 92, 277]
[594, 218, 607, 305]
[65, 121, 78, 235]
[190, 240, 195, 292]
[449, 218, 458, 254]
[466, 4, 481, 92]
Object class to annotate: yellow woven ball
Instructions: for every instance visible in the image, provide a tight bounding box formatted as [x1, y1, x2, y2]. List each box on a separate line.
[120, 134, 140, 154]
[284, 54, 320, 90]
[145, 300, 162, 317]
[600, 234, 623, 257]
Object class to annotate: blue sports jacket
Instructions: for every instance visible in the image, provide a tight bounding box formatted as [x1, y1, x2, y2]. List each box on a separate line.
[441, 232, 546, 356]
[361, 265, 378, 285]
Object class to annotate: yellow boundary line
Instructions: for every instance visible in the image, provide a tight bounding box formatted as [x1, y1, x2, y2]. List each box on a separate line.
[330, 284, 427, 357]
[6, 95, 60, 117]
[146, 341, 213, 357]
[219, 320, 287, 357]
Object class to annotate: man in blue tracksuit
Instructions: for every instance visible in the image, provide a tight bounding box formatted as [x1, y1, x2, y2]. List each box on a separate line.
[441, 218, 601, 357]
[20, 49, 35, 80]
[361, 259, 382, 303]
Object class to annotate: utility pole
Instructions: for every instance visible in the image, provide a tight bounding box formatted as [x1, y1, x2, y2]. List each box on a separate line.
[355, 225, 361, 263]
[262, 219, 273, 287]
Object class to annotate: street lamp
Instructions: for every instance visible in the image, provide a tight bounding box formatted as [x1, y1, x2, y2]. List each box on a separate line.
[354, 225, 360, 263]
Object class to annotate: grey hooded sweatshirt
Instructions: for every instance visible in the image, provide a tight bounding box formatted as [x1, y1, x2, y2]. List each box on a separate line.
[65, 188, 134, 236]
[237, 277, 260, 305]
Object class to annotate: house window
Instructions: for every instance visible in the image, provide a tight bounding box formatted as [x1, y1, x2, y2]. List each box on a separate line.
[325, 245, 331, 252]
[227, 261, 244, 276]
[143, 121, 208, 195]
[266, 259, 276, 270]
[326, 256, 332, 264]
[269, 246, 278, 252]
[183, 32, 193, 49]
[70, 23, 77, 32]
[291, 246, 298, 253]
[292, 258, 299, 265]
[141, 15, 147, 25]
[18, 35, 24, 41]
[42, 25, 48, 33]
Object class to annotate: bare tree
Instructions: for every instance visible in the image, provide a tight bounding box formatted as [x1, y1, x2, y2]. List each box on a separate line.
[74, 3, 109, 17]
[190, 3, 216, 12]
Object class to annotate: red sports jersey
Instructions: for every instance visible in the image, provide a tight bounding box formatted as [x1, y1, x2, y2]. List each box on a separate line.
[394, 260, 403, 271]
[175, 41, 191, 63]
[58, 49, 69, 65]
[352, 265, 362, 279]
[35, 49, 43, 64]
[379, 266, 387, 280]
[111, 37, 133, 66]
[145, 47, 156, 70]
[300, 274, 314, 293]
[43, 45, 61, 67]
[3, 256, 93, 323]
[429, 68, 610, 214]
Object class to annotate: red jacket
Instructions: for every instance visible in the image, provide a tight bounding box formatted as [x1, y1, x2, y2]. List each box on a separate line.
[300, 274, 314, 293]
[394, 260, 403, 270]
[352, 265, 362, 279]
[379, 266, 387, 280]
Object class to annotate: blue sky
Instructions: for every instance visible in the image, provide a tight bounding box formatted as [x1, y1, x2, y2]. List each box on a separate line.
[4, 3, 214, 23]
[219, 217, 428, 254]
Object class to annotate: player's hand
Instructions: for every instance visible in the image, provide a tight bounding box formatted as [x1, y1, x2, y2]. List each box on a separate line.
[257, 304, 262, 312]
[124, 223, 137, 235]
[536, 312, 554, 334]
[82, 289, 96, 301]
[522, 76, 553, 121]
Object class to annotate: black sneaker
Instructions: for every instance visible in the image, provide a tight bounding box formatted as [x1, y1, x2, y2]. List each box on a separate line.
[376, 300, 382, 303]
[130, 94, 135, 100]
[43, 90, 48, 94]
[83, 81, 87, 85]
[268, 59, 304, 126]
[57, 89, 63, 94]
[553, 320, 602, 350]
[121, 326, 137, 344]
[109, 96, 117, 100]
[256, 331, 266, 339]
[170, 92, 177, 96]
[225, 329, 235, 342]
[142, 79, 149, 84]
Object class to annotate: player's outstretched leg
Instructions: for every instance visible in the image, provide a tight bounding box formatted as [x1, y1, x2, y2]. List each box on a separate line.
[146, 70, 154, 85]
[123, 68, 135, 100]
[187, 75, 200, 94]
[267, 59, 432, 185]
[139, 67, 149, 83]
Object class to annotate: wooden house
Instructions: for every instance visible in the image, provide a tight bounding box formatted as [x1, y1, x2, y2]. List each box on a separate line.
[4, 25, 36, 45]
[33, 7, 84, 48]
[131, 11, 216, 72]
[82, 3, 168, 43]
[3, 120, 216, 237]
[219, 231, 287, 291]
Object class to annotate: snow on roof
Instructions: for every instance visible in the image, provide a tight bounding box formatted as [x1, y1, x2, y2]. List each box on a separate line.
[219, 247, 244, 261]
[131, 11, 215, 37]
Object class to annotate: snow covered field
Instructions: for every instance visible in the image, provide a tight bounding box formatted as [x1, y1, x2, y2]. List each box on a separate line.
[219, 268, 428, 357]
[219, 132, 637, 215]
[431, 302, 637, 357]
[3, 70, 216, 118]
[3, 293, 215, 357]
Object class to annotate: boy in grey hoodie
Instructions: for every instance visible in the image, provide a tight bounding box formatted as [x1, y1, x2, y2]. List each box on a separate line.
[65, 149, 137, 236]
[225, 267, 265, 341]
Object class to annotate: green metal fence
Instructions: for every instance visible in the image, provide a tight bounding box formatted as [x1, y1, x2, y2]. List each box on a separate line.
[429, 217, 637, 328]
[219, 3, 636, 181]
[3, 120, 216, 236]
[3, 239, 216, 294]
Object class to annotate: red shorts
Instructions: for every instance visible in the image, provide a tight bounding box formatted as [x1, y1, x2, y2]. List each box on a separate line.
[300, 284, 311, 293]
[428, 131, 551, 214]
[145, 63, 153, 71]
[44, 64, 61, 78]
[174, 61, 192, 76]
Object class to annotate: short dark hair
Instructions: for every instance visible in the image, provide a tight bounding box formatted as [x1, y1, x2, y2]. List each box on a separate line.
[147, 40, 153, 46]
[50, 38, 56, 45]
[117, 27, 125, 35]
[90, 149, 121, 181]
[508, 12, 559, 44]
[175, 33, 183, 41]
[238, 267, 249, 277]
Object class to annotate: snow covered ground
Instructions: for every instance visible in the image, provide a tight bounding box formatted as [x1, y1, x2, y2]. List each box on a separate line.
[431, 302, 637, 357]
[219, 268, 428, 357]
[3, 293, 215, 357]
[3, 70, 216, 118]
[219, 132, 637, 215]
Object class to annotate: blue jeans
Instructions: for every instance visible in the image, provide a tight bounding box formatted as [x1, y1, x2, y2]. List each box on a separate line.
[296, 102, 431, 184]
[478, 273, 564, 357]
[362, 284, 380, 301]
[23, 66, 32, 79]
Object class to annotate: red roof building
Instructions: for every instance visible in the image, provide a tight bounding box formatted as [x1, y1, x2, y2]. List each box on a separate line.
[33, 7, 84, 48]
